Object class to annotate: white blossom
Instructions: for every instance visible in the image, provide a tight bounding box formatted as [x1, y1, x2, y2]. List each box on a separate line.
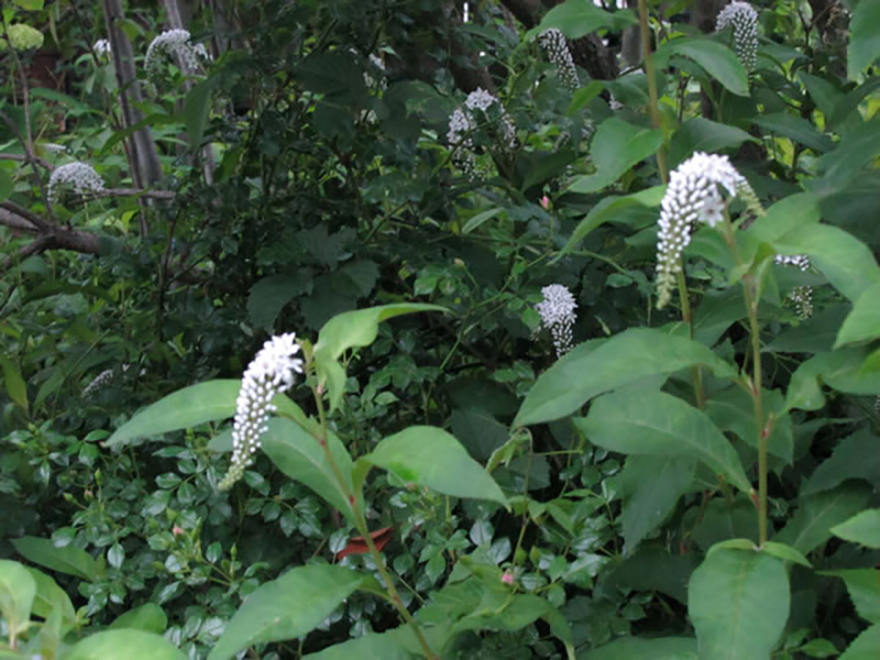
[464, 88, 497, 113]
[93, 39, 111, 57]
[83, 369, 115, 398]
[48, 162, 105, 203]
[538, 28, 579, 90]
[218, 333, 304, 490]
[716, 1, 759, 71]
[145, 29, 209, 72]
[775, 254, 813, 319]
[536, 284, 577, 357]
[446, 88, 516, 178]
[655, 152, 758, 309]
[40, 143, 68, 155]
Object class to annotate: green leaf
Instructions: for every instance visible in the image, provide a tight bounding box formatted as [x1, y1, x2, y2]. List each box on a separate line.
[693, 497, 758, 552]
[820, 570, 880, 624]
[106, 380, 309, 447]
[461, 208, 503, 235]
[557, 186, 664, 259]
[840, 623, 880, 660]
[831, 509, 880, 549]
[774, 223, 880, 303]
[208, 565, 364, 660]
[363, 426, 507, 506]
[526, 0, 636, 41]
[655, 38, 749, 96]
[669, 118, 757, 169]
[688, 550, 790, 660]
[754, 113, 834, 153]
[619, 455, 694, 555]
[803, 431, 880, 497]
[576, 390, 751, 493]
[304, 622, 452, 659]
[776, 482, 872, 555]
[836, 282, 880, 347]
[109, 603, 168, 634]
[65, 630, 186, 660]
[0, 355, 28, 413]
[0, 560, 36, 637]
[760, 542, 812, 568]
[582, 637, 697, 660]
[567, 118, 663, 193]
[260, 418, 357, 522]
[314, 304, 447, 411]
[706, 386, 793, 464]
[514, 328, 736, 427]
[848, 0, 880, 79]
[184, 79, 213, 149]
[294, 52, 369, 106]
[605, 547, 697, 605]
[746, 193, 821, 250]
[785, 347, 880, 412]
[0, 169, 13, 203]
[27, 568, 76, 633]
[247, 272, 311, 331]
[11, 536, 104, 582]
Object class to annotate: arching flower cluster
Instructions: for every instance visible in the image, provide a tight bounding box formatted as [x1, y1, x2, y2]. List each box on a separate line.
[94, 39, 112, 58]
[145, 29, 210, 72]
[535, 284, 578, 358]
[538, 28, 579, 90]
[446, 88, 516, 179]
[1, 24, 44, 51]
[655, 152, 760, 309]
[218, 334, 304, 491]
[775, 254, 813, 319]
[48, 162, 106, 203]
[716, 1, 759, 72]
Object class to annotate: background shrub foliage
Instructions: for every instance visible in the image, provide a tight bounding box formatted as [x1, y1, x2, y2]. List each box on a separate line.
[1, 0, 879, 658]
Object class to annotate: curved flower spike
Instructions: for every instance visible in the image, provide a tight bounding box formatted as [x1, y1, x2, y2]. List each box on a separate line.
[536, 284, 577, 358]
[218, 333, 304, 490]
[716, 1, 759, 72]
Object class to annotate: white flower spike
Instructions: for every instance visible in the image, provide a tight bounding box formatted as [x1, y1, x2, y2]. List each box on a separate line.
[539, 28, 579, 90]
[655, 152, 760, 309]
[716, 1, 759, 72]
[536, 284, 578, 358]
[145, 29, 209, 72]
[48, 162, 106, 203]
[219, 333, 304, 490]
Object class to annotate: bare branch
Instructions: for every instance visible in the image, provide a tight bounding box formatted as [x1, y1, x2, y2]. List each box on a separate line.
[0, 208, 38, 233]
[99, 188, 177, 200]
[1, 201, 53, 233]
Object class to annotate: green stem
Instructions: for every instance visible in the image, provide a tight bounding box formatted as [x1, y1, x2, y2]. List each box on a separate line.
[637, 0, 668, 184]
[677, 271, 705, 408]
[721, 219, 767, 545]
[309, 379, 437, 659]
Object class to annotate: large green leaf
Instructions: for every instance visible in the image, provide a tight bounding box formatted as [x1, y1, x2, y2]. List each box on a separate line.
[669, 118, 757, 169]
[65, 630, 186, 660]
[558, 186, 664, 258]
[0, 169, 13, 203]
[576, 390, 751, 493]
[526, 0, 636, 40]
[183, 78, 214, 149]
[109, 602, 168, 634]
[821, 570, 880, 624]
[774, 223, 880, 303]
[260, 418, 356, 521]
[785, 347, 880, 412]
[688, 549, 790, 660]
[0, 560, 36, 638]
[848, 0, 880, 79]
[514, 328, 736, 427]
[832, 509, 880, 549]
[362, 426, 507, 506]
[619, 455, 695, 555]
[836, 282, 880, 347]
[655, 38, 749, 96]
[776, 482, 873, 555]
[582, 637, 697, 660]
[208, 565, 364, 660]
[305, 622, 451, 659]
[840, 623, 880, 660]
[11, 536, 104, 582]
[0, 355, 28, 413]
[802, 431, 880, 497]
[567, 118, 663, 193]
[754, 113, 834, 153]
[106, 380, 308, 447]
[706, 386, 793, 464]
[313, 303, 447, 411]
[27, 568, 76, 634]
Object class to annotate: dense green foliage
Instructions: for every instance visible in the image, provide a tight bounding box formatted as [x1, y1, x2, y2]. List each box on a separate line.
[1, 0, 879, 658]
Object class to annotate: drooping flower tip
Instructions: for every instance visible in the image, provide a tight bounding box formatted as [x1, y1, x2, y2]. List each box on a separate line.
[94, 39, 112, 57]
[535, 284, 577, 358]
[48, 162, 106, 203]
[145, 29, 210, 72]
[218, 333, 304, 491]
[655, 152, 757, 309]
[716, 1, 759, 71]
[538, 28, 579, 90]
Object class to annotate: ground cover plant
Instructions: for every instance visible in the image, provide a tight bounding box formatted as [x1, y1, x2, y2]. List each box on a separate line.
[1, 0, 879, 658]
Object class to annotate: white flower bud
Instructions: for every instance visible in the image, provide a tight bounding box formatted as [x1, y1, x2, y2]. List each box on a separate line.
[48, 162, 106, 203]
[536, 284, 577, 358]
[716, 1, 759, 72]
[538, 28, 579, 90]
